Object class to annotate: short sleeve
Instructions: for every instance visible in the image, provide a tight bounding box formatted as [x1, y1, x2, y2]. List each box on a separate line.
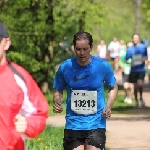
[104, 63, 116, 88]
[53, 65, 67, 91]
[125, 48, 132, 60]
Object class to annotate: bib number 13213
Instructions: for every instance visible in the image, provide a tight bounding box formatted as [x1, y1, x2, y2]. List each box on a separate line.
[71, 90, 97, 114]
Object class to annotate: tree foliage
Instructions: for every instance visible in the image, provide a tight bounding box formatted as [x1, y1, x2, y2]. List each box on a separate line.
[0, 0, 50, 89]
[0, 0, 68, 92]
[141, 0, 150, 38]
[0, 0, 149, 93]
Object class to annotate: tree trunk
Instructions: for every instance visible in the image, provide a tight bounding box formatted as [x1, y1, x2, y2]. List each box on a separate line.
[133, 0, 142, 34]
[42, 0, 55, 93]
[38, 0, 55, 93]
[79, 11, 85, 31]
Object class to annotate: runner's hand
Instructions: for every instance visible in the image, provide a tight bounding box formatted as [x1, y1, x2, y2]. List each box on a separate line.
[102, 108, 111, 118]
[53, 100, 63, 113]
[14, 114, 27, 133]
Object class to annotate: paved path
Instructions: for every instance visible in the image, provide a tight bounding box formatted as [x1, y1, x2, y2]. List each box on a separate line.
[106, 72, 150, 150]
[46, 72, 150, 150]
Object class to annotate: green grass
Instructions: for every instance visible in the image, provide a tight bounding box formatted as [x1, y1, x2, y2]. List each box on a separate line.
[112, 93, 134, 113]
[26, 125, 64, 150]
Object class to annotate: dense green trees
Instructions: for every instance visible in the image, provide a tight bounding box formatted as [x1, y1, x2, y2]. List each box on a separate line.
[142, 0, 150, 38]
[0, 0, 149, 93]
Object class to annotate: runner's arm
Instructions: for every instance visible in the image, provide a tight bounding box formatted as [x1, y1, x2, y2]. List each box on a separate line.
[125, 47, 132, 61]
[24, 77, 48, 138]
[12, 64, 48, 138]
[102, 84, 118, 118]
[106, 84, 118, 110]
[142, 56, 147, 62]
[53, 90, 63, 113]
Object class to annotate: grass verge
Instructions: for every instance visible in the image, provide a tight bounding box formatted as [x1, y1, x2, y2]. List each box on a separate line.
[26, 125, 64, 150]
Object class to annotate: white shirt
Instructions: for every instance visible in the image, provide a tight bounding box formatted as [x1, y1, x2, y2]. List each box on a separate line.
[97, 45, 107, 59]
[108, 41, 120, 58]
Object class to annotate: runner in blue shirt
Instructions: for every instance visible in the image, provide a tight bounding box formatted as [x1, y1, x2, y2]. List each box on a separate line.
[53, 31, 118, 150]
[125, 33, 147, 108]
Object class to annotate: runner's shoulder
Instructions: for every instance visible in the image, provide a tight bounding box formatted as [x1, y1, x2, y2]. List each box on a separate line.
[92, 56, 109, 66]
[139, 43, 147, 49]
[91, 56, 113, 72]
[10, 62, 31, 76]
[10, 62, 34, 81]
[59, 57, 76, 69]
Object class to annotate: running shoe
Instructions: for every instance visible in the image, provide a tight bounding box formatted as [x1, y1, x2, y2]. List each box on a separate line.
[140, 97, 145, 107]
[124, 97, 128, 103]
[126, 98, 132, 104]
[134, 102, 139, 109]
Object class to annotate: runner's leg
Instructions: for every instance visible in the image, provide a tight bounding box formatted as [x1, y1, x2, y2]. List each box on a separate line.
[137, 79, 145, 107]
[85, 145, 102, 150]
[137, 79, 143, 98]
[133, 83, 139, 108]
[85, 129, 106, 150]
[73, 145, 84, 150]
[63, 129, 85, 150]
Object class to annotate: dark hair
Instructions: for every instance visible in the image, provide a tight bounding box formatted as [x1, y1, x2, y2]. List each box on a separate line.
[73, 31, 93, 48]
[0, 22, 8, 38]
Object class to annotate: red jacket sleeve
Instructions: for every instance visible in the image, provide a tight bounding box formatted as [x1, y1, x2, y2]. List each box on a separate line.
[24, 77, 49, 138]
[12, 63, 49, 138]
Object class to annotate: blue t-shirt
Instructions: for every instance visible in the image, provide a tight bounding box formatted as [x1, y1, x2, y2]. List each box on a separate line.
[53, 56, 116, 130]
[125, 43, 147, 72]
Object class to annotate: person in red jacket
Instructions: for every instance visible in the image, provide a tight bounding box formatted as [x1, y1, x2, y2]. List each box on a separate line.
[0, 22, 49, 150]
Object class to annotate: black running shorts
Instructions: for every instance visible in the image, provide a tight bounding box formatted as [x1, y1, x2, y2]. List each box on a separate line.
[129, 71, 145, 83]
[63, 128, 106, 150]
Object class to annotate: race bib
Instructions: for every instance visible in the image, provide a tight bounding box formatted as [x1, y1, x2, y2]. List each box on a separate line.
[132, 54, 142, 65]
[71, 90, 97, 114]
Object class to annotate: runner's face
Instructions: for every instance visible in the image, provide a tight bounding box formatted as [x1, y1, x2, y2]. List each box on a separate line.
[100, 40, 105, 45]
[113, 37, 117, 42]
[132, 34, 140, 45]
[75, 39, 92, 66]
[0, 38, 10, 64]
[0, 39, 5, 62]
